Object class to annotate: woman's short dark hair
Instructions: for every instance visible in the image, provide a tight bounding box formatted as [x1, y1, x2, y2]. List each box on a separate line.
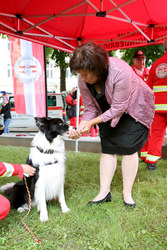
[69, 42, 109, 79]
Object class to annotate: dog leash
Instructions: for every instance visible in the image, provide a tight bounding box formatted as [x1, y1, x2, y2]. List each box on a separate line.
[21, 176, 41, 244]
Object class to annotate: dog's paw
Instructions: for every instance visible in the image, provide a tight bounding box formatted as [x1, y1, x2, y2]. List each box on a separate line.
[37, 205, 41, 212]
[62, 207, 70, 213]
[40, 211, 48, 222]
[17, 207, 25, 213]
[22, 203, 29, 210]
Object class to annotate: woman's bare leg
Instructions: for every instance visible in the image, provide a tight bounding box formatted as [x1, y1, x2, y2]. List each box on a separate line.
[121, 152, 138, 204]
[93, 153, 117, 201]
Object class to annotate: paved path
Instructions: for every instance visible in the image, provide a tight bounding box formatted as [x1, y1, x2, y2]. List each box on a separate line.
[0, 132, 167, 158]
[0, 133, 101, 153]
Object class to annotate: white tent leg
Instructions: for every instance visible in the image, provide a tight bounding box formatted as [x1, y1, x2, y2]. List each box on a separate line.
[75, 75, 80, 152]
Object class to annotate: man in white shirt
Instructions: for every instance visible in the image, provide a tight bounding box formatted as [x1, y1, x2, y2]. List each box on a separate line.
[131, 50, 149, 82]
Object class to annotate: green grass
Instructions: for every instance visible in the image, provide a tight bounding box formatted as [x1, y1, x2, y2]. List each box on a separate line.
[0, 145, 166, 250]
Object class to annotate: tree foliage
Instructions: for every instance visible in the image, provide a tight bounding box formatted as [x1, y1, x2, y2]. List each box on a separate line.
[120, 44, 164, 67]
[49, 48, 70, 70]
[46, 47, 70, 91]
[0, 33, 8, 39]
[45, 46, 53, 64]
[109, 50, 117, 57]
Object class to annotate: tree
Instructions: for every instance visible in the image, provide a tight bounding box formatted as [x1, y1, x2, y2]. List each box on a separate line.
[46, 47, 70, 92]
[120, 44, 164, 67]
[0, 33, 7, 39]
[109, 50, 117, 57]
[45, 46, 53, 65]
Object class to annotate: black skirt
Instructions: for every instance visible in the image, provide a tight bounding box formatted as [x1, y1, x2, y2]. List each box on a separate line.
[98, 113, 149, 155]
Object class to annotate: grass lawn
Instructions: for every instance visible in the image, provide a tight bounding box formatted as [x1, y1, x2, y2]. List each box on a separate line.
[0, 145, 166, 249]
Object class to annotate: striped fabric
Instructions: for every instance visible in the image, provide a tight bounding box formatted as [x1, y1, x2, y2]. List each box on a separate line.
[155, 104, 167, 111]
[0, 162, 14, 177]
[153, 86, 167, 92]
[146, 154, 161, 163]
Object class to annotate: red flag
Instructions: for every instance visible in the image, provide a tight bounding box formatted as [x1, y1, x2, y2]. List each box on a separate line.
[9, 37, 46, 117]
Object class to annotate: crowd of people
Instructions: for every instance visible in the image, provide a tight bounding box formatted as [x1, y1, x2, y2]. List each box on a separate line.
[0, 40, 166, 220]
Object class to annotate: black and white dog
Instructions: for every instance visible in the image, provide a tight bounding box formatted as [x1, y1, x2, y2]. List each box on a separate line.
[2, 117, 70, 222]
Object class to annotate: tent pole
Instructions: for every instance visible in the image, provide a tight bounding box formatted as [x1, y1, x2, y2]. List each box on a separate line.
[75, 39, 82, 152]
[44, 45, 48, 118]
[75, 75, 80, 152]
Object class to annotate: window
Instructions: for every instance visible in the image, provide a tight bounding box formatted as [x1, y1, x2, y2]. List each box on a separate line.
[8, 69, 10, 77]
[66, 68, 72, 78]
[66, 70, 69, 78]
[47, 96, 56, 106]
[50, 70, 53, 78]
[46, 70, 49, 78]
[7, 64, 11, 78]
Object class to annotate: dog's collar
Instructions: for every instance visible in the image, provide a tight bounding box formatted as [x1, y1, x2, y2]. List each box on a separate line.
[36, 146, 55, 154]
[45, 160, 58, 165]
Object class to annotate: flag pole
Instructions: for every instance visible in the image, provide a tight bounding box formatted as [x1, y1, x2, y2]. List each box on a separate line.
[44, 46, 48, 118]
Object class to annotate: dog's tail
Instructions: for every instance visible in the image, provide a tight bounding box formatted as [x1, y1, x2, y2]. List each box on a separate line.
[0, 182, 15, 196]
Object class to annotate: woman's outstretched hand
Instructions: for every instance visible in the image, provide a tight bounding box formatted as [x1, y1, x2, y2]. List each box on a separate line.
[68, 128, 82, 139]
[68, 120, 92, 139]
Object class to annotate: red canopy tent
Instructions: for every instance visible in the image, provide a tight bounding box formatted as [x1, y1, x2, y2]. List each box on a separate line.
[0, 0, 167, 52]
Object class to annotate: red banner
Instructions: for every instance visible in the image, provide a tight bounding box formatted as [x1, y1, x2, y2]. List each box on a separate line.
[9, 37, 46, 117]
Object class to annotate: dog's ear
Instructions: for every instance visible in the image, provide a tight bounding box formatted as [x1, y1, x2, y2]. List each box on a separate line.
[35, 117, 48, 132]
[35, 117, 47, 125]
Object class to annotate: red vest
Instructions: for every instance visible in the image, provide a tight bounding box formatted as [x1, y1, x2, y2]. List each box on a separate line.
[147, 52, 167, 113]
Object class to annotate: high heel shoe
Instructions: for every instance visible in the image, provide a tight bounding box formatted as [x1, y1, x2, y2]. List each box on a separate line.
[87, 192, 111, 206]
[124, 201, 136, 208]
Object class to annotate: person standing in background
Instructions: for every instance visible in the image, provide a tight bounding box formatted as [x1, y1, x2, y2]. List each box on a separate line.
[141, 39, 167, 170]
[0, 96, 12, 133]
[132, 50, 149, 83]
[66, 87, 83, 127]
[132, 51, 150, 163]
